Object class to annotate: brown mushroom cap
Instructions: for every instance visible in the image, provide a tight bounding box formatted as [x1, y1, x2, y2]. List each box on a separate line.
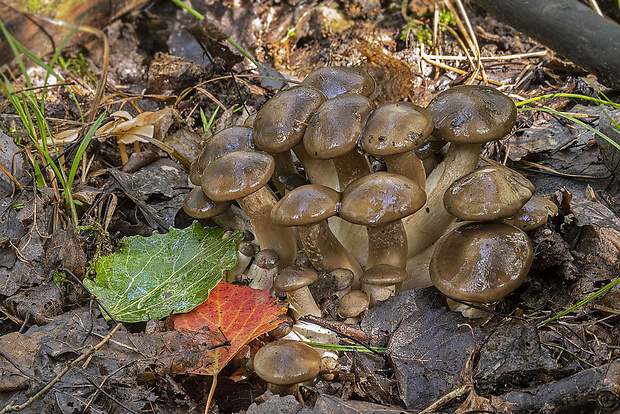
[301, 66, 375, 99]
[340, 172, 426, 226]
[273, 265, 319, 292]
[253, 86, 326, 153]
[443, 164, 536, 221]
[427, 85, 517, 144]
[500, 195, 559, 231]
[430, 222, 533, 303]
[190, 125, 254, 184]
[271, 184, 340, 226]
[303, 93, 374, 159]
[359, 102, 434, 156]
[360, 264, 408, 285]
[182, 187, 232, 219]
[338, 290, 370, 318]
[200, 151, 275, 202]
[253, 340, 321, 385]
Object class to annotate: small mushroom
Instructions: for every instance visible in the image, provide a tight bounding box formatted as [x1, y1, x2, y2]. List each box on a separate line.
[201, 150, 297, 267]
[189, 125, 254, 185]
[359, 102, 434, 188]
[253, 340, 321, 395]
[338, 289, 370, 321]
[268, 315, 294, 339]
[228, 241, 258, 282]
[95, 110, 154, 165]
[273, 265, 321, 318]
[329, 268, 355, 298]
[430, 222, 533, 316]
[183, 186, 232, 219]
[301, 66, 375, 99]
[271, 184, 363, 283]
[247, 249, 280, 290]
[303, 92, 374, 190]
[339, 172, 426, 269]
[360, 264, 407, 306]
[443, 164, 535, 221]
[499, 195, 559, 231]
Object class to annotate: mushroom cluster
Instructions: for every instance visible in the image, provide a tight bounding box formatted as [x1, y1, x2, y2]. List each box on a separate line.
[184, 66, 558, 389]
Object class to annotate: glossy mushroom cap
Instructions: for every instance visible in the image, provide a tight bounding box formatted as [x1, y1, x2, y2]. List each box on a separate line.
[500, 195, 559, 231]
[427, 85, 517, 144]
[340, 172, 426, 226]
[200, 151, 275, 202]
[301, 66, 375, 99]
[182, 187, 232, 219]
[443, 164, 535, 221]
[190, 126, 254, 184]
[253, 340, 321, 386]
[359, 102, 434, 156]
[273, 265, 319, 293]
[338, 290, 370, 318]
[271, 184, 340, 226]
[253, 86, 326, 153]
[430, 222, 533, 303]
[303, 93, 374, 159]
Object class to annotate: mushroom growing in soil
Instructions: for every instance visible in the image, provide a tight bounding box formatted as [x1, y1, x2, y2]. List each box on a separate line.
[430, 221, 534, 317]
[273, 265, 322, 318]
[499, 195, 559, 231]
[339, 172, 426, 270]
[443, 164, 535, 221]
[303, 92, 374, 190]
[404, 85, 517, 280]
[301, 66, 376, 99]
[253, 339, 321, 395]
[359, 101, 434, 188]
[95, 110, 154, 165]
[189, 125, 254, 186]
[338, 289, 370, 322]
[360, 264, 408, 306]
[252, 85, 336, 190]
[200, 150, 297, 267]
[271, 184, 363, 283]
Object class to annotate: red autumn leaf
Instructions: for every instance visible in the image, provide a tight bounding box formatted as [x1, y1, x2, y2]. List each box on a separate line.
[173, 281, 288, 375]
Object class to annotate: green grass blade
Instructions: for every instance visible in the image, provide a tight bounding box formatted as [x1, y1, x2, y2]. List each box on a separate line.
[67, 112, 106, 190]
[537, 276, 620, 327]
[515, 93, 620, 109]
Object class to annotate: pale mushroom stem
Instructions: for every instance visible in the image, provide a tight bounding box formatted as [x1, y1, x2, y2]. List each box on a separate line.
[384, 152, 426, 189]
[403, 142, 480, 258]
[134, 141, 141, 153]
[118, 141, 129, 165]
[292, 143, 340, 190]
[333, 151, 371, 190]
[237, 187, 298, 268]
[288, 286, 322, 318]
[298, 221, 363, 289]
[366, 220, 408, 269]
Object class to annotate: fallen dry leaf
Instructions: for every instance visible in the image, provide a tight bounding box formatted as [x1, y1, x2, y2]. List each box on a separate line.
[173, 281, 288, 375]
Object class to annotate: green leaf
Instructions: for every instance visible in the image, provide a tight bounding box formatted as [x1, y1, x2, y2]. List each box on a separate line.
[85, 222, 243, 322]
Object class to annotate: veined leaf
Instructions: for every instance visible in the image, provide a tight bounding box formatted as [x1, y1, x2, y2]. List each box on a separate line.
[85, 222, 243, 322]
[173, 281, 288, 375]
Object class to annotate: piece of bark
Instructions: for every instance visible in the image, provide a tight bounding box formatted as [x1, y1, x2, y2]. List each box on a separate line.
[472, 0, 620, 89]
